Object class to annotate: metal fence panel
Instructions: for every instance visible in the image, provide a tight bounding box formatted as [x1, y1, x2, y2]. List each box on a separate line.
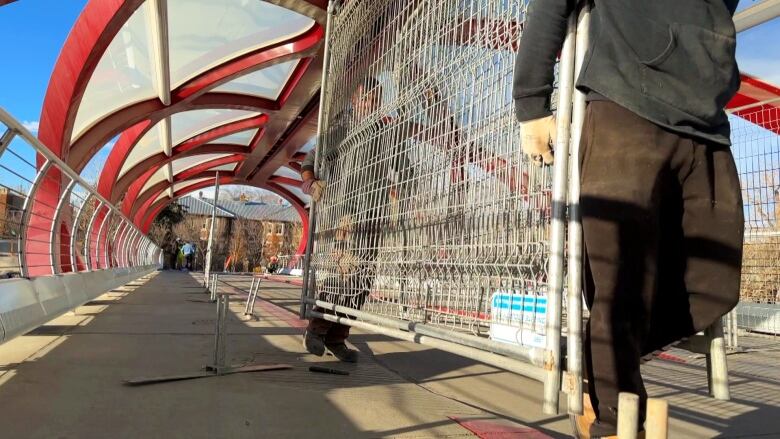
[303, 0, 577, 414]
[731, 106, 780, 337]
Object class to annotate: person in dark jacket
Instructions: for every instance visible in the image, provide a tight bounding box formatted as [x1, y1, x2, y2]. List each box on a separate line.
[300, 77, 411, 363]
[514, 1, 743, 437]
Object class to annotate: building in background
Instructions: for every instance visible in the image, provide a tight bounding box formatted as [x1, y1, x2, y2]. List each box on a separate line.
[169, 194, 302, 272]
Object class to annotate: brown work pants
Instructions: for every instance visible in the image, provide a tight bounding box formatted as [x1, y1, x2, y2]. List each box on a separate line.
[580, 101, 743, 427]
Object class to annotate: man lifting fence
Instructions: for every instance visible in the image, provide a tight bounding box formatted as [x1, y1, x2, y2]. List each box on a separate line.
[299, 77, 412, 363]
[514, 0, 743, 437]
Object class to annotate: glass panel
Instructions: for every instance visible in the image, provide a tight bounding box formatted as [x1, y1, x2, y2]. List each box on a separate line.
[154, 191, 170, 205]
[273, 166, 300, 179]
[277, 183, 308, 203]
[211, 60, 299, 100]
[171, 153, 231, 174]
[173, 177, 212, 193]
[72, 6, 155, 141]
[118, 124, 162, 179]
[141, 166, 169, 194]
[81, 137, 118, 186]
[209, 163, 237, 172]
[170, 109, 258, 144]
[208, 128, 258, 146]
[167, 0, 314, 87]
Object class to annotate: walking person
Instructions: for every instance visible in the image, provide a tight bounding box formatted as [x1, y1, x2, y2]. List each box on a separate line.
[181, 241, 195, 271]
[513, 1, 743, 437]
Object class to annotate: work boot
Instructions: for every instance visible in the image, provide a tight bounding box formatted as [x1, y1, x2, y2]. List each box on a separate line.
[325, 342, 359, 363]
[303, 331, 326, 356]
[571, 392, 598, 439]
[571, 394, 645, 439]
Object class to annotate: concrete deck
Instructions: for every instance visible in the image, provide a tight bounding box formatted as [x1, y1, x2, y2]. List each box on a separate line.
[0, 271, 778, 438]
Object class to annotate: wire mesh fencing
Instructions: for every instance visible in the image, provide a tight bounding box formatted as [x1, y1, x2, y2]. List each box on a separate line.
[302, 0, 580, 414]
[731, 106, 780, 338]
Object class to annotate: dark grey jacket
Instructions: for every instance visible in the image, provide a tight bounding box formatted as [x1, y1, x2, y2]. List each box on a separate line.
[513, 0, 740, 145]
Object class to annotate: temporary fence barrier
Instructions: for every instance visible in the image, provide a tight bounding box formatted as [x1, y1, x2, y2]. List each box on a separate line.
[301, 0, 733, 416]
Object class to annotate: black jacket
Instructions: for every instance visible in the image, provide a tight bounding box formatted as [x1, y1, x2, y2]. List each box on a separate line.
[513, 0, 740, 145]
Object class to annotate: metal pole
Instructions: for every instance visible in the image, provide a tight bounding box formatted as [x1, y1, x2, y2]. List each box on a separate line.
[204, 171, 220, 287]
[18, 160, 52, 278]
[50, 178, 77, 274]
[733, 0, 780, 33]
[566, 3, 590, 416]
[84, 201, 104, 271]
[543, 9, 579, 416]
[617, 392, 640, 439]
[705, 321, 731, 400]
[300, 0, 338, 319]
[307, 298, 549, 368]
[309, 310, 547, 382]
[646, 398, 669, 439]
[213, 293, 229, 374]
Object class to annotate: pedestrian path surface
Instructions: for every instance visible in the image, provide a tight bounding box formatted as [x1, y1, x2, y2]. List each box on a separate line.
[0, 271, 777, 438]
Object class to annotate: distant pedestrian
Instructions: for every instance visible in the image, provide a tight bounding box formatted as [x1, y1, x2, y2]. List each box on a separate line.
[182, 242, 196, 270]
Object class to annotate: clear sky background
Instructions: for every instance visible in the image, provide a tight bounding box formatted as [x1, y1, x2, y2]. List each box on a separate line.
[0, 0, 778, 199]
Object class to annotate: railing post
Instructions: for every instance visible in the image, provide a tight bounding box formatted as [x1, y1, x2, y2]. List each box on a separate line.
[566, 2, 591, 416]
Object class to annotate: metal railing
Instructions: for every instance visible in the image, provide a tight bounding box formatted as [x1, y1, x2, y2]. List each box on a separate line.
[0, 107, 161, 278]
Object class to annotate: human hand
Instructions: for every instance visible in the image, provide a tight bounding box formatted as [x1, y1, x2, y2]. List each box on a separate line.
[301, 179, 326, 202]
[520, 115, 556, 166]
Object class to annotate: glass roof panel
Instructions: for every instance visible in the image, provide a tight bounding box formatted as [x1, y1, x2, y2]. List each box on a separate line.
[208, 128, 258, 146]
[154, 191, 171, 205]
[274, 166, 300, 179]
[209, 163, 238, 172]
[141, 166, 170, 194]
[170, 109, 258, 144]
[174, 177, 213, 194]
[118, 125, 162, 179]
[211, 60, 299, 100]
[167, 0, 314, 87]
[72, 5, 155, 141]
[171, 153, 232, 174]
[278, 183, 308, 204]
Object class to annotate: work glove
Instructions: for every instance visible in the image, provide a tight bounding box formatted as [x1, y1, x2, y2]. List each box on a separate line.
[520, 115, 557, 166]
[301, 178, 326, 202]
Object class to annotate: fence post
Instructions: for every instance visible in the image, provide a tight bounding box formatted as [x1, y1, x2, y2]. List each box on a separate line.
[618, 392, 640, 439]
[543, 7, 579, 416]
[300, 0, 339, 319]
[566, 2, 591, 416]
[705, 321, 731, 400]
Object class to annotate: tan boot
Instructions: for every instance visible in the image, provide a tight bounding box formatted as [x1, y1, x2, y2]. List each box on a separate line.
[571, 393, 597, 439]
